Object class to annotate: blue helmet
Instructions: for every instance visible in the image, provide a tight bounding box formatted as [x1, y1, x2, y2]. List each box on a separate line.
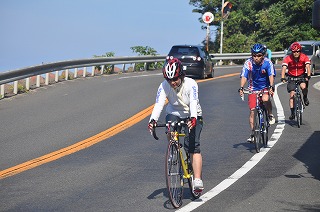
[251, 43, 266, 54]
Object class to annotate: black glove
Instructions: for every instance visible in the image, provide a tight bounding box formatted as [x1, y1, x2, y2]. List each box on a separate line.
[269, 85, 275, 92]
[281, 78, 287, 82]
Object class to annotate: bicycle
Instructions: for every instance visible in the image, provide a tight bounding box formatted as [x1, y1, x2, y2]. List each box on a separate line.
[242, 89, 269, 153]
[151, 120, 201, 208]
[288, 77, 305, 128]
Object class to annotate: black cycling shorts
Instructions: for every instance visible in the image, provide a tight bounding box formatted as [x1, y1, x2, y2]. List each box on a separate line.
[287, 76, 306, 93]
[165, 114, 203, 154]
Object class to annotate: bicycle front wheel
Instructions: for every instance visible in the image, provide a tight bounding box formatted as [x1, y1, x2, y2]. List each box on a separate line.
[262, 109, 269, 147]
[253, 109, 263, 153]
[295, 96, 302, 128]
[165, 142, 183, 208]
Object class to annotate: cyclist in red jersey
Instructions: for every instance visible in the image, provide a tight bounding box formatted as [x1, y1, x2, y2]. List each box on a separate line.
[281, 42, 311, 120]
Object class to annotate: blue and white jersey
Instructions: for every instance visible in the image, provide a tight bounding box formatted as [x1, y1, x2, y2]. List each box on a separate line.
[240, 57, 275, 91]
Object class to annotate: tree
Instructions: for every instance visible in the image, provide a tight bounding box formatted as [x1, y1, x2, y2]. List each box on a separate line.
[93, 52, 115, 74]
[189, 0, 320, 54]
[130, 46, 163, 70]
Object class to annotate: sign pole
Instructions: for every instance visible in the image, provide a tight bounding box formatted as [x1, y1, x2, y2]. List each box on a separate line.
[202, 12, 214, 52]
[206, 23, 210, 52]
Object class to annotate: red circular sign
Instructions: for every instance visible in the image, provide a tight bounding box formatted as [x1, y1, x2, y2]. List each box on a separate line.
[202, 12, 214, 24]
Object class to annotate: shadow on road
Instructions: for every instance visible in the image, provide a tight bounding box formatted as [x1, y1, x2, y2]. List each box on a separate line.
[147, 187, 199, 209]
[290, 131, 320, 181]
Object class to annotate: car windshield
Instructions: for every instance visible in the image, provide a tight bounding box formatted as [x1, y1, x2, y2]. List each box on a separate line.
[301, 45, 313, 55]
[168, 47, 200, 57]
[287, 44, 313, 56]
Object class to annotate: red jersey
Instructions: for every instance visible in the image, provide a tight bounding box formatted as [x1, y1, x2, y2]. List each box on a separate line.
[282, 53, 310, 77]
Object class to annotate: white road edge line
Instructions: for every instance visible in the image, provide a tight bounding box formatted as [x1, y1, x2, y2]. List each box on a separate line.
[177, 82, 286, 212]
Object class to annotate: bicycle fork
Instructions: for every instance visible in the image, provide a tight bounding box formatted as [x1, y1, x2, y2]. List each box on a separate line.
[255, 109, 267, 135]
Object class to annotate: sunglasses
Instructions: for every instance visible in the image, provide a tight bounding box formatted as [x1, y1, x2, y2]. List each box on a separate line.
[292, 51, 301, 53]
[252, 54, 264, 58]
[166, 77, 180, 82]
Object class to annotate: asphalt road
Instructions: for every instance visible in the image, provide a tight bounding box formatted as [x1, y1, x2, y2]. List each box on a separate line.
[0, 65, 319, 212]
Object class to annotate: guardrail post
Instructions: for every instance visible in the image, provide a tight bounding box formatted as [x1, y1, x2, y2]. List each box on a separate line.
[36, 75, 40, 87]
[74, 68, 78, 78]
[144, 63, 147, 71]
[45, 73, 49, 85]
[101, 65, 104, 75]
[0, 84, 4, 98]
[14, 81, 18, 94]
[83, 67, 87, 77]
[55, 71, 59, 82]
[26, 77, 30, 90]
[91, 66, 95, 76]
[65, 69, 69, 80]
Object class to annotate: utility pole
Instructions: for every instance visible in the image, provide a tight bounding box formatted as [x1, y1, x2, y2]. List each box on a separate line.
[220, 0, 224, 55]
[220, 1, 232, 65]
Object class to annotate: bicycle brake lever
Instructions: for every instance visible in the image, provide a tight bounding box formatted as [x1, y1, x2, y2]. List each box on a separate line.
[152, 127, 159, 140]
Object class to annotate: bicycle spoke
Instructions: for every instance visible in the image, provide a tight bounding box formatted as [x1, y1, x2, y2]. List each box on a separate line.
[165, 142, 183, 208]
[253, 109, 262, 153]
[296, 96, 301, 128]
[262, 109, 269, 147]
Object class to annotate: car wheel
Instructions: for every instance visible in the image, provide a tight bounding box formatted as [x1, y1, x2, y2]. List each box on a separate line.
[201, 70, 206, 79]
[208, 65, 214, 78]
[312, 65, 315, 76]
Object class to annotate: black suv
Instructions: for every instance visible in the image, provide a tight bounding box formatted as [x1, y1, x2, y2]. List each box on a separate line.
[166, 45, 214, 79]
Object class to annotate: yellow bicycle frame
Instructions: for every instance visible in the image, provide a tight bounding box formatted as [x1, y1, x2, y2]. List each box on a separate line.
[172, 131, 192, 179]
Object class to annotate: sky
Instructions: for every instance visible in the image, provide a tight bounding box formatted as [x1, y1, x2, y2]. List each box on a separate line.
[0, 0, 215, 72]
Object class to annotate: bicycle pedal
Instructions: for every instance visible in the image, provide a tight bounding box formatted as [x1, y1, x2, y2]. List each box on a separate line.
[193, 188, 204, 193]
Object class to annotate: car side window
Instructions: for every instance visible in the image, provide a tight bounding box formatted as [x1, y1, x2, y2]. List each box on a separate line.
[302, 45, 313, 55]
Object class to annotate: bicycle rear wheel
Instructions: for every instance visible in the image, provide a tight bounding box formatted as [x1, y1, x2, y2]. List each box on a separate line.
[262, 109, 269, 147]
[165, 142, 183, 208]
[187, 158, 201, 199]
[253, 109, 263, 153]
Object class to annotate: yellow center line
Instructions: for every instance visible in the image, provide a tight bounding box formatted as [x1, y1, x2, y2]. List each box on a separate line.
[0, 72, 239, 179]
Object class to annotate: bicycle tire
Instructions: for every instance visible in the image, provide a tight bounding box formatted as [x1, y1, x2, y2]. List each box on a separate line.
[295, 96, 301, 128]
[253, 109, 263, 153]
[165, 141, 183, 208]
[299, 98, 303, 125]
[262, 109, 269, 147]
[187, 158, 201, 199]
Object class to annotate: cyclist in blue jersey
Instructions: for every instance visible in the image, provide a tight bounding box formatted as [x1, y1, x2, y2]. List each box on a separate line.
[263, 44, 272, 60]
[263, 44, 276, 78]
[239, 43, 275, 142]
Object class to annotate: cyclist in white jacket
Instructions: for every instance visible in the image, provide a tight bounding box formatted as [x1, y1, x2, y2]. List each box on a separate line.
[148, 57, 204, 192]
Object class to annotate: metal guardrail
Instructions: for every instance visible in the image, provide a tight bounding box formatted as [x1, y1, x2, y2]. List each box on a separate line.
[0, 52, 285, 98]
[211, 51, 285, 60]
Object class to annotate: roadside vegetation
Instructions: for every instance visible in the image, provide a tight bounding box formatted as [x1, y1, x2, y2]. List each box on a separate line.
[189, 0, 320, 53]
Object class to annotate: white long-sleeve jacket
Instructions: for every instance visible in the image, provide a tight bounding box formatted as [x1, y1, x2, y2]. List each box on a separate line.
[149, 77, 202, 121]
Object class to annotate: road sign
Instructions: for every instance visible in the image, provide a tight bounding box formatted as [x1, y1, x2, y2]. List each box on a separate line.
[202, 12, 214, 24]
